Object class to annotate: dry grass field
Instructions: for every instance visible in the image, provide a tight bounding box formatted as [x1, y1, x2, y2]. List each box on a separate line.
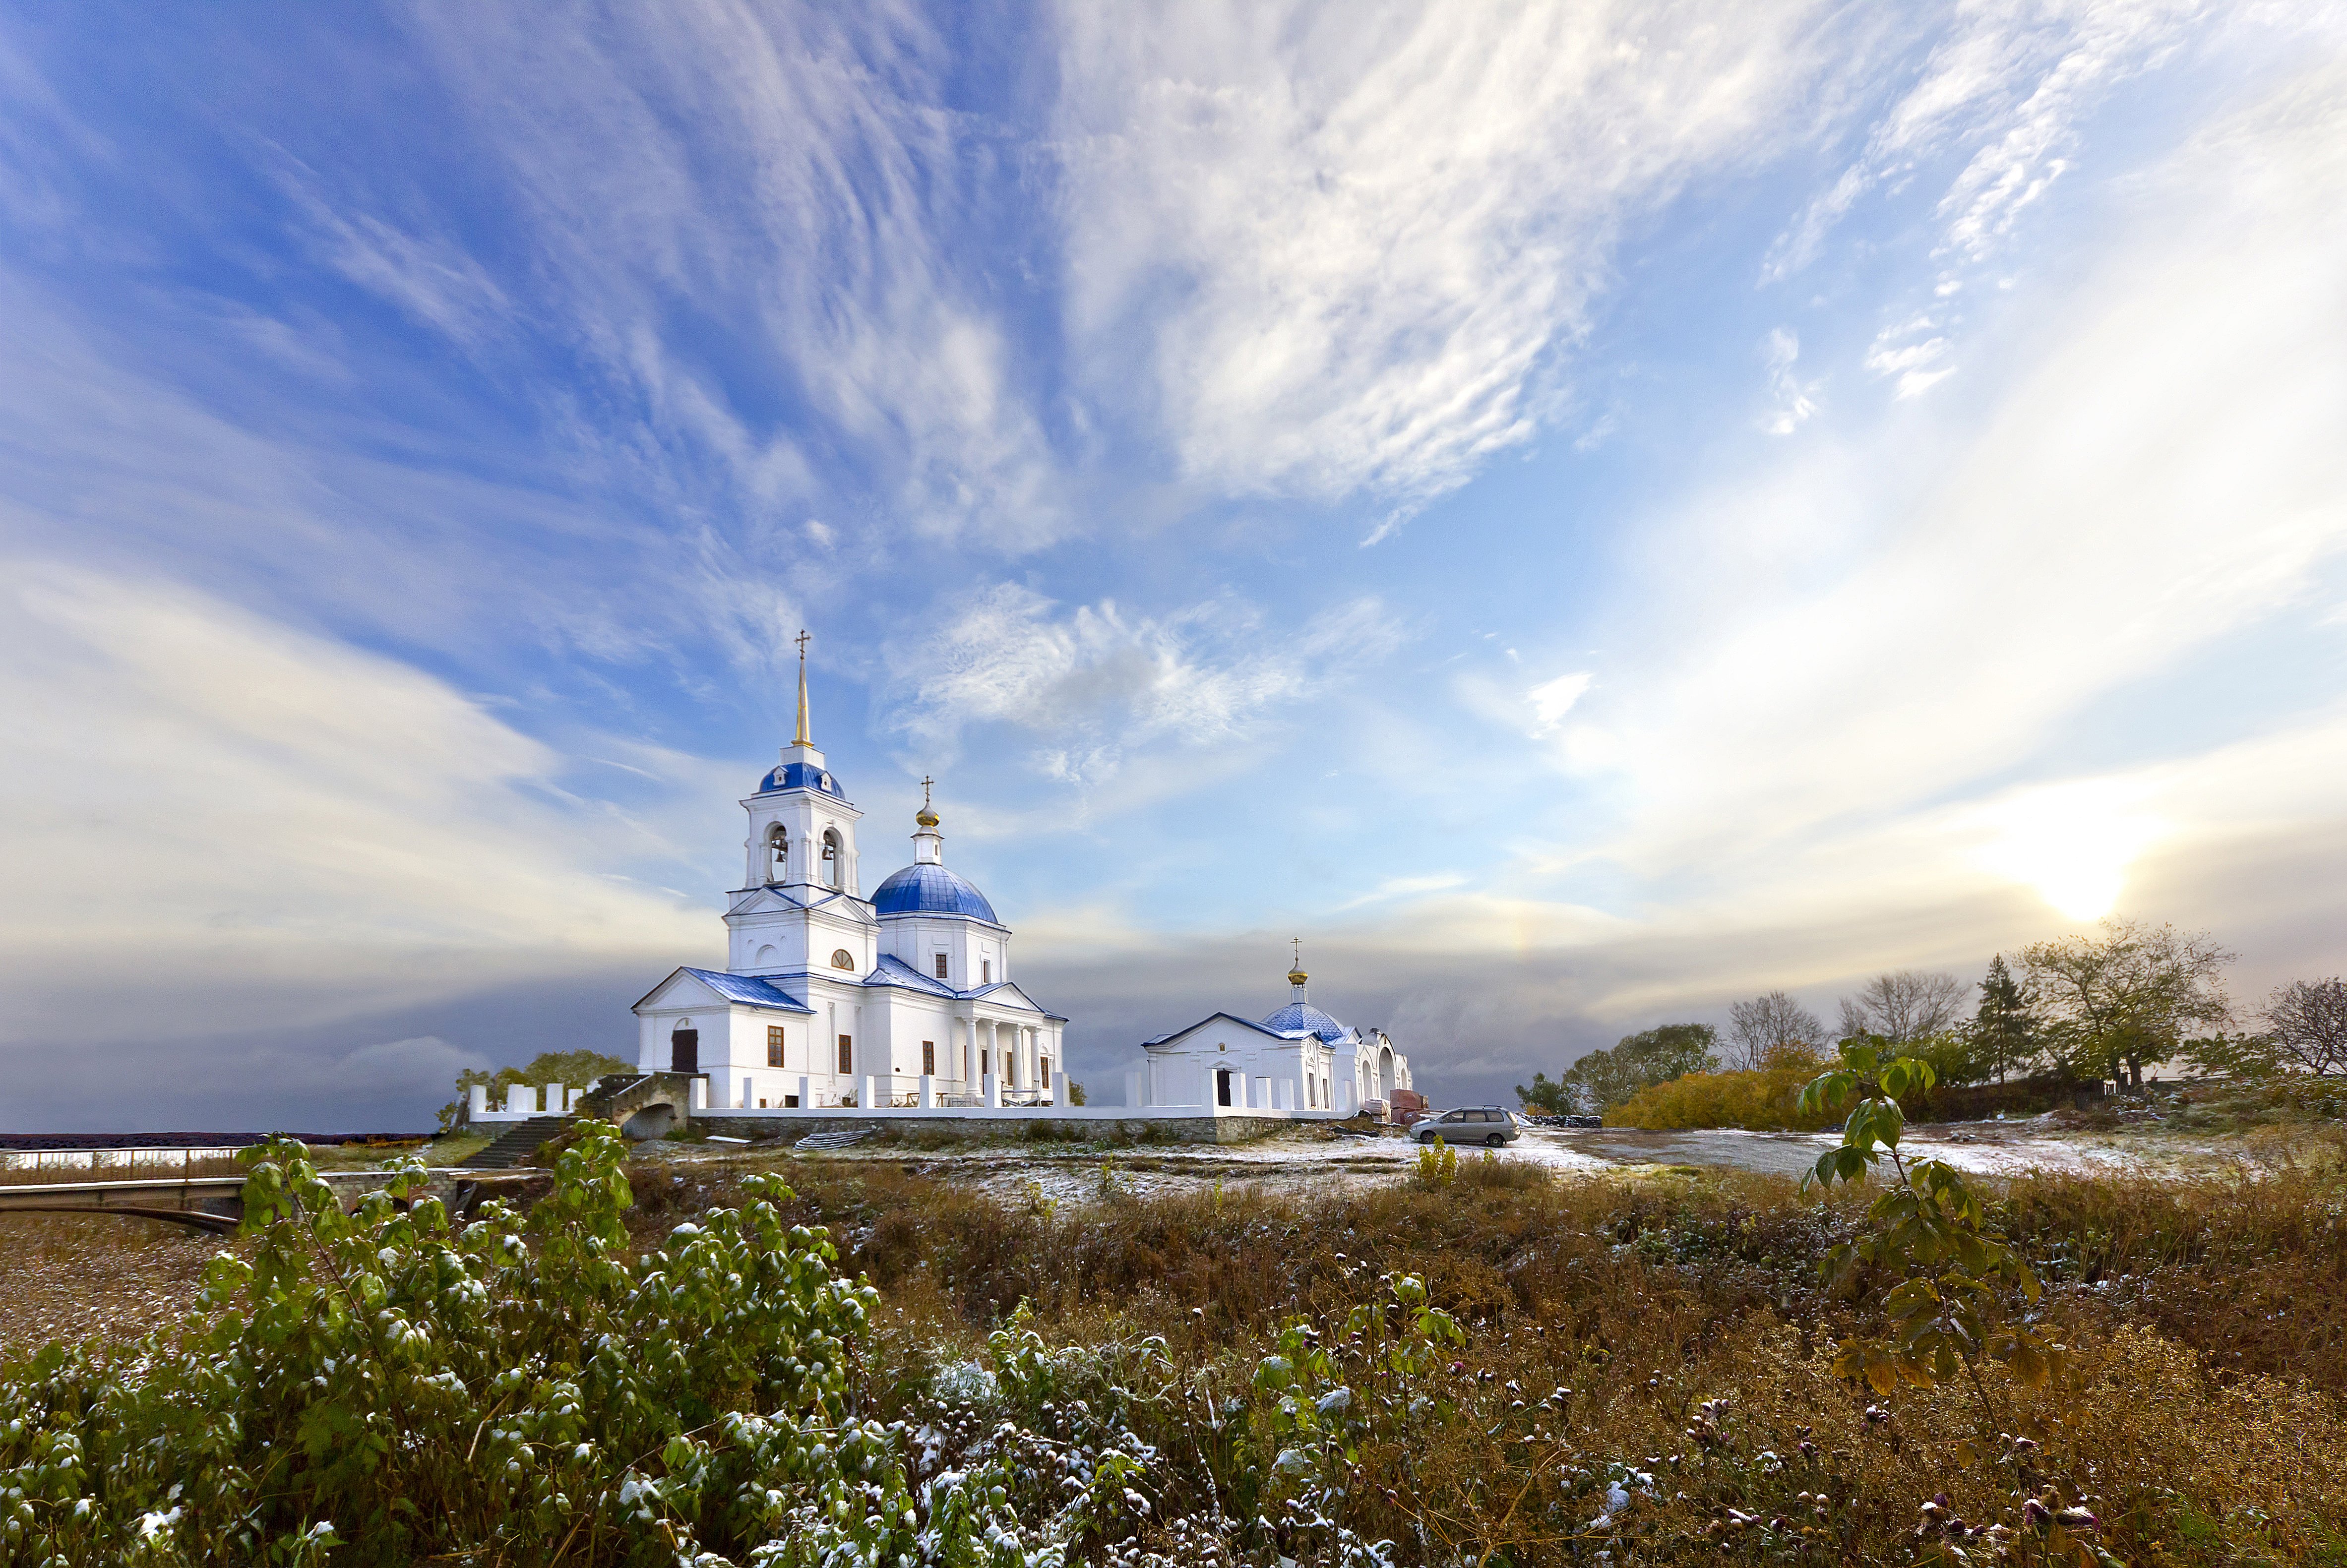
[6, 1128, 2343, 1562]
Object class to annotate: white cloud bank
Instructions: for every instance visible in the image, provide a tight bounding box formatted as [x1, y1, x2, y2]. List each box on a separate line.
[1532, 61, 2347, 941]
[0, 566, 708, 1050]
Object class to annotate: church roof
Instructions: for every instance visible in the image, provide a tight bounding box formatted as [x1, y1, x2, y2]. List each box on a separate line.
[1260, 1001, 1352, 1042]
[634, 967, 815, 1014]
[870, 862, 1000, 923]
[756, 761, 848, 798]
[863, 954, 958, 997]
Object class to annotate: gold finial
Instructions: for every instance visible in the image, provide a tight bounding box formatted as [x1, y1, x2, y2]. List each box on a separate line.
[916, 775, 939, 828]
[792, 629, 812, 746]
[1287, 936, 1307, 988]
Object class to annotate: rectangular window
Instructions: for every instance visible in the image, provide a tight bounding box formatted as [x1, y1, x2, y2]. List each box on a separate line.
[1040, 1054, 1050, 1083]
[922, 1040, 935, 1076]
[981, 960, 992, 984]
[837, 1033, 853, 1074]
[758, 1098, 768, 1108]
[783, 1093, 800, 1108]
[980, 1048, 990, 1077]
[767, 1025, 785, 1067]
[933, 953, 949, 979]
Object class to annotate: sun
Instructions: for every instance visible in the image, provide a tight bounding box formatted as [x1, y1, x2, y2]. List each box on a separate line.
[1973, 782, 2162, 922]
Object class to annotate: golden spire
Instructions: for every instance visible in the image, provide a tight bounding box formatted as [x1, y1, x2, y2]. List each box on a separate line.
[1287, 936, 1308, 988]
[916, 775, 939, 828]
[793, 628, 811, 746]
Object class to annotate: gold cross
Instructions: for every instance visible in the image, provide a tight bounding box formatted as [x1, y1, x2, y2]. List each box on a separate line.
[796, 628, 811, 659]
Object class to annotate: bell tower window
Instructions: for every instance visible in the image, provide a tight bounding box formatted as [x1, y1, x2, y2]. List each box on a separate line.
[766, 824, 789, 882]
[821, 828, 842, 889]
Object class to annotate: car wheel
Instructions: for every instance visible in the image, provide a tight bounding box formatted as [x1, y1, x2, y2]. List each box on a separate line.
[1485, 1133, 1505, 1147]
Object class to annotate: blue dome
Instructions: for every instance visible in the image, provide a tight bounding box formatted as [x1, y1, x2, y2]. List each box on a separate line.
[758, 761, 848, 798]
[871, 862, 999, 923]
[1262, 1002, 1350, 1042]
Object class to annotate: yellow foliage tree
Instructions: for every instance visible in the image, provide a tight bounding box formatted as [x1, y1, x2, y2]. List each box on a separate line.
[1603, 1042, 1831, 1130]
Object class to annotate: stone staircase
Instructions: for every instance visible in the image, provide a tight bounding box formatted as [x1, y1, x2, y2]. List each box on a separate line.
[794, 1127, 876, 1151]
[458, 1115, 574, 1170]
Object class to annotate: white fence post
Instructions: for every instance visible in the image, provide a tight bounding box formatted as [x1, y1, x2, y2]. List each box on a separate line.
[470, 1084, 490, 1118]
[1125, 1067, 1143, 1107]
[689, 1077, 709, 1111]
[919, 1074, 935, 1108]
[983, 1072, 999, 1108]
[1051, 1070, 1068, 1106]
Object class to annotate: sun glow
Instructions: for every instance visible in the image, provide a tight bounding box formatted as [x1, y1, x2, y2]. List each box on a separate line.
[1973, 783, 2162, 922]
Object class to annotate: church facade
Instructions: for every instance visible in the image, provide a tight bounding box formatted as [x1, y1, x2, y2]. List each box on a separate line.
[630, 657, 1065, 1111]
[1130, 955, 1413, 1116]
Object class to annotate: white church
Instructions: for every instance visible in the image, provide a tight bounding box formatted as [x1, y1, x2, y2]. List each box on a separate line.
[626, 647, 1411, 1119]
[631, 653, 1067, 1111]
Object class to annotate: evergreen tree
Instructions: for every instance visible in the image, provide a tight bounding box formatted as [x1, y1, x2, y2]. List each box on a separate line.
[1972, 953, 2038, 1083]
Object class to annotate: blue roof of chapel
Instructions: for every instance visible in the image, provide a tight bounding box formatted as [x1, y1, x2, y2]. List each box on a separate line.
[757, 761, 848, 798]
[678, 968, 814, 1014]
[870, 862, 1000, 923]
[1261, 1001, 1351, 1042]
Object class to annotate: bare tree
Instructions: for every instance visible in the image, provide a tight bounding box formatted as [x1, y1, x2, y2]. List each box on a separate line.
[1726, 990, 1826, 1070]
[1837, 970, 1967, 1044]
[2264, 977, 2347, 1076]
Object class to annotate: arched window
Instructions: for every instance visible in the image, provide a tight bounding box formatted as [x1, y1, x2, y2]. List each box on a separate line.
[821, 828, 842, 888]
[830, 948, 857, 970]
[766, 823, 789, 881]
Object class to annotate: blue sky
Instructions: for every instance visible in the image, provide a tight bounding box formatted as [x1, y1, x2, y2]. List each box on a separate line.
[3, 2, 2344, 1129]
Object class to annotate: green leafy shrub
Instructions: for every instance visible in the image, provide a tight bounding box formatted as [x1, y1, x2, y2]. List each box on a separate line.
[0, 1122, 1053, 1565]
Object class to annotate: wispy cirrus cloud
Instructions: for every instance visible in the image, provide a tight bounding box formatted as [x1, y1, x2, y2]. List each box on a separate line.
[396, 1, 1070, 550]
[1053, 0, 1841, 533]
[882, 582, 1406, 783]
[1765, 0, 2206, 284]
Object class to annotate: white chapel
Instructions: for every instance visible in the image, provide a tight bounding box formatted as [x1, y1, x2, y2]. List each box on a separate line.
[630, 650, 1067, 1110]
[1132, 948, 1412, 1116]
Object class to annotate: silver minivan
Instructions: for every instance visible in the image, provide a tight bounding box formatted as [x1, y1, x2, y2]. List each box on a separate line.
[1413, 1106, 1522, 1147]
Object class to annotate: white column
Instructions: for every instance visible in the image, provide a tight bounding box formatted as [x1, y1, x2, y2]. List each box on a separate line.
[1125, 1067, 1143, 1107]
[983, 1072, 1000, 1108]
[511, 1084, 539, 1114]
[862, 1074, 879, 1110]
[797, 1074, 811, 1109]
[689, 1077, 708, 1111]
[742, 1076, 756, 1109]
[919, 1074, 935, 1108]
[1051, 1069, 1068, 1106]
[469, 1083, 490, 1118]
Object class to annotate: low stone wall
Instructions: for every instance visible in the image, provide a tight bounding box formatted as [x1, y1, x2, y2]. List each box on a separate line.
[693, 1112, 1292, 1146]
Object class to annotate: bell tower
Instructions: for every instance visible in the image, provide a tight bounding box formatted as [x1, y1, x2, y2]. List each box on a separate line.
[738, 631, 862, 896]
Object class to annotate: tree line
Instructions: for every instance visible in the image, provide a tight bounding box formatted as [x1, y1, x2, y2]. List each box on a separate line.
[1517, 917, 2346, 1116]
